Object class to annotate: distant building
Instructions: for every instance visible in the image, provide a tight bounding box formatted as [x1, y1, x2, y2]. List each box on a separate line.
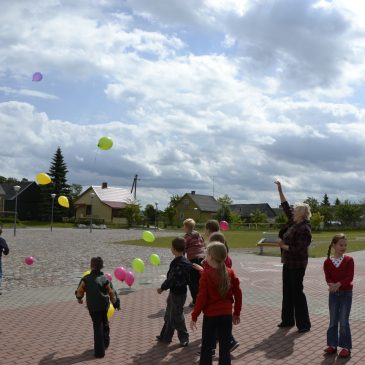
[229, 203, 277, 223]
[74, 182, 134, 224]
[0, 181, 41, 220]
[175, 191, 221, 223]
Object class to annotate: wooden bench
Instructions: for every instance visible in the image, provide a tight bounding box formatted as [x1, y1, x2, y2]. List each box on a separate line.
[257, 235, 280, 255]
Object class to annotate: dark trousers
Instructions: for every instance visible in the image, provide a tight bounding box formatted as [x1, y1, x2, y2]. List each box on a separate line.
[159, 292, 188, 343]
[200, 315, 232, 365]
[281, 265, 311, 330]
[89, 310, 110, 358]
[189, 258, 204, 303]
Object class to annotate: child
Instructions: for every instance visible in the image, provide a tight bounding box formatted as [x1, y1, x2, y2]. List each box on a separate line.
[205, 219, 220, 239]
[194, 232, 239, 355]
[323, 234, 354, 358]
[183, 218, 205, 307]
[157, 237, 192, 347]
[191, 242, 242, 365]
[75, 257, 120, 358]
[0, 227, 9, 295]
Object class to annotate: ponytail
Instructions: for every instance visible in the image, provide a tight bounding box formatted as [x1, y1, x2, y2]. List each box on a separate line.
[217, 261, 230, 298]
[326, 244, 332, 259]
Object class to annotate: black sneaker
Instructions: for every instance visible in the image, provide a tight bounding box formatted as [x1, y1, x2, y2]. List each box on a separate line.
[180, 341, 189, 347]
[298, 327, 310, 333]
[277, 322, 295, 328]
[156, 336, 171, 343]
[230, 341, 239, 352]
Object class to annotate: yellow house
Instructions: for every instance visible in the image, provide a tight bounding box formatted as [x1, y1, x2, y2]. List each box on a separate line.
[74, 182, 134, 225]
[175, 191, 221, 223]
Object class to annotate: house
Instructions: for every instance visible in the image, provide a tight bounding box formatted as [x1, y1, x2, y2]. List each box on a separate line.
[175, 191, 221, 223]
[229, 203, 277, 223]
[74, 182, 134, 225]
[0, 181, 41, 220]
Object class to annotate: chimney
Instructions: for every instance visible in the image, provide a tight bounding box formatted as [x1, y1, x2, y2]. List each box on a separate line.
[101, 182, 108, 189]
[191, 190, 195, 195]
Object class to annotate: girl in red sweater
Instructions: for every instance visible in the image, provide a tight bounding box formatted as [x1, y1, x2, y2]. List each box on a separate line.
[190, 242, 242, 365]
[323, 234, 354, 358]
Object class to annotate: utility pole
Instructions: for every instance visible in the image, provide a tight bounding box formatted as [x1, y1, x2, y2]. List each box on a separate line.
[212, 176, 215, 198]
[131, 174, 140, 200]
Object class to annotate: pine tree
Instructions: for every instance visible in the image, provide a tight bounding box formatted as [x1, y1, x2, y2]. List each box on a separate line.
[321, 193, 330, 206]
[40, 147, 70, 221]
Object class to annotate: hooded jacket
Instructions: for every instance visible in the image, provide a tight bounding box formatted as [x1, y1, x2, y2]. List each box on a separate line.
[161, 256, 192, 295]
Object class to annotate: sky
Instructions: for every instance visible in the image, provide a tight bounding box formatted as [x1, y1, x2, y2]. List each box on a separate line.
[1, 0, 365, 209]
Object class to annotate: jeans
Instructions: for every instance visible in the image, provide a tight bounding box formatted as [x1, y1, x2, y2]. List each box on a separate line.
[200, 315, 232, 365]
[327, 291, 352, 349]
[189, 258, 204, 303]
[281, 265, 311, 330]
[159, 292, 188, 343]
[89, 311, 110, 358]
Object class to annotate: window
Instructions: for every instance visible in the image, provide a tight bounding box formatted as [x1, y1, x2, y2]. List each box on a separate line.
[86, 205, 91, 215]
[183, 199, 189, 206]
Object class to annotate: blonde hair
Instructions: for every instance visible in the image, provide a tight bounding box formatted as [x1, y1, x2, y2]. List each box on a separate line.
[294, 203, 312, 220]
[183, 218, 196, 231]
[207, 242, 230, 297]
[327, 233, 347, 259]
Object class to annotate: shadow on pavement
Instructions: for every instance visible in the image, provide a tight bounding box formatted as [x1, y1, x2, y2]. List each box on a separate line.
[38, 349, 94, 364]
[148, 306, 192, 319]
[320, 354, 352, 365]
[130, 339, 200, 365]
[233, 328, 299, 361]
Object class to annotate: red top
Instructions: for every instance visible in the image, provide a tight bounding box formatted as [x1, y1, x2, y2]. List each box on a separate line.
[225, 256, 232, 268]
[191, 264, 242, 322]
[323, 255, 354, 291]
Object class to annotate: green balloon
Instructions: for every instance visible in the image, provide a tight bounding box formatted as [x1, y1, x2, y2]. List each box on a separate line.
[149, 254, 160, 266]
[132, 258, 145, 273]
[142, 230, 155, 243]
[98, 136, 113, 150]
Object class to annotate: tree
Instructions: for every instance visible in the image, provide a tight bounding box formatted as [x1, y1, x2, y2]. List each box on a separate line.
[335, 200, 363, 227]
[124, 202, 142, 227]
[250, 209, 268, 223]
[334, 197, 341, 206]
[217, 194, 233, 206]
[144, 204, 157, 226]
[304, 197, 319, 213]
[163, 194, 182, 226]
[230, 212, 243, 225]
[318, 205, 333, 225]
[321, 193, 330, 207]
[69, 184, 83, 203]
[215, 206, 232, 222]
[40, 147, 70, 221]
[275, 213, 288, 228]
[311, 212, 324, 231]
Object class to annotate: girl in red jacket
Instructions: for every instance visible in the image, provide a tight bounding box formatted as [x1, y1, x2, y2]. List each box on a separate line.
[323, 234, 354, 358]
[190, 242, 242, 365]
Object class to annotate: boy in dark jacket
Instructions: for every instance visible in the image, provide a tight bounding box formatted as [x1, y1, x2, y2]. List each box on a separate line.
[0, 227, 9, 295]
[75, 257, 120, 358]
[156, 237, 192, 347]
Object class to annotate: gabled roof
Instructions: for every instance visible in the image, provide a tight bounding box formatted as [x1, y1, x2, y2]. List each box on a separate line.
[0, 185, 5, 196]
[185, 193, 221, 212]
[0, 181, 35, 200]
[76, 186, 134, 209]
[229, 203, 277, 218]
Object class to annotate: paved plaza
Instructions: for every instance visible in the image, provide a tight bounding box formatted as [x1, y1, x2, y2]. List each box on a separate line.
[1, 228, 365, 364]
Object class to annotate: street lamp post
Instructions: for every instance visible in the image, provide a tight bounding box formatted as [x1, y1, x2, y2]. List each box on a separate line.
[13, 185, 21, 237]
[50, 193, 56, 232]
[154, 202, 159, 230]
[89, 192, 95, 233]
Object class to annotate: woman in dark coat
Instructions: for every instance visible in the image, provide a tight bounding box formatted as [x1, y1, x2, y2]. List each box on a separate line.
[275, 181, 312, 333]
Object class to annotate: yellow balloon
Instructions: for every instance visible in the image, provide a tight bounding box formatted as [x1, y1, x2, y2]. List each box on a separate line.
[82, 270, 90, 277]
[107, 303, 115, 320]
[58, 195, 69, 208]
[36, 173, 51, 185]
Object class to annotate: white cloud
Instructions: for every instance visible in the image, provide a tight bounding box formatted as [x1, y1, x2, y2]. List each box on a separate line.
[0, 86, 58, 100]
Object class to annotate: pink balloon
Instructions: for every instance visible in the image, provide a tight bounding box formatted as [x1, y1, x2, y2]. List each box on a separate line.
[219, 220, 229, 231]
[24, 256, 35, 265]
[114, 267, 126, 281]
[125, 271, 135, 287]
[32, 72, 43, 82]
[104, 273, 112, 282]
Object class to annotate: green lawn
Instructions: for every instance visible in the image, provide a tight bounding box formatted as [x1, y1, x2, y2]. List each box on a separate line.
[114, 229, 365, 258]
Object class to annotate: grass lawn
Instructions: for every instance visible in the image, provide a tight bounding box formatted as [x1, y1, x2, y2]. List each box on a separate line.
[114, 229, 365, 258]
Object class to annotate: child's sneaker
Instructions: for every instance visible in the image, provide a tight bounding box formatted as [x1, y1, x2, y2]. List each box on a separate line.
[230, 340, 239, 352]
[338, 348, 351, 358]
[324, 346, 336, 354]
